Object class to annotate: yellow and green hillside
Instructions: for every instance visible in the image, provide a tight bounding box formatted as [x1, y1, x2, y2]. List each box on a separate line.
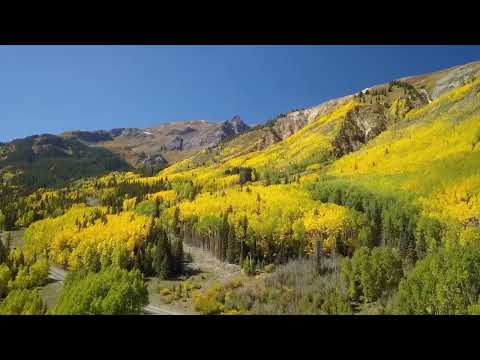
[147, 62, 480, 255]
[9, 60, 480, 280]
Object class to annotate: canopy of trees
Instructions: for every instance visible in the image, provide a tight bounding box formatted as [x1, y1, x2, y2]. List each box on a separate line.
[52, 268, 148, 315]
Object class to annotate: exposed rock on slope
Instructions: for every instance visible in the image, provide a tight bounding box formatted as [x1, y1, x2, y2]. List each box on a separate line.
[40, 61, 480, 181]
[225, 115, 250, 135]
[402, 60, 480, 100]
[61, 116, 251, 169]
[333, 104, 388, 157]
[166, 62, 480, 175]
[268, 96, 352, 141]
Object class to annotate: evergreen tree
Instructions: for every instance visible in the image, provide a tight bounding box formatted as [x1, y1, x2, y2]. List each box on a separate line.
[159, 255, 170, 280]
[0, 210, 6, 231]
[0, 236, 8, 263]
[17, 252, 25, 268]
[152, 243, 165, 276]
[144, 244, 154, 276]
[133, 249, 141, 272]
[153, 198, 160, 218]
[174, 238, 184, 275]
[239, 215, 248, 266]
[172, 207, 180, 236]
[5, 233, 11, 252]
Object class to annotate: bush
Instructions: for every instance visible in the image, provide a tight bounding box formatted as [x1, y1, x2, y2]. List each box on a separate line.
[160, 287, 172, 296]
[207, 259, 353, 315]
[193, 282, 225, 315]
[264, 264, 275, 273]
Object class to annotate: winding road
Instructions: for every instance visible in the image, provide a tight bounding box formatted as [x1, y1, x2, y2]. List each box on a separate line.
[48, 265, 186, 315]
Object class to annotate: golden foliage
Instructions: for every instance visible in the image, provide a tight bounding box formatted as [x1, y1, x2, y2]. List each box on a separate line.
[23, 205, 151, 270]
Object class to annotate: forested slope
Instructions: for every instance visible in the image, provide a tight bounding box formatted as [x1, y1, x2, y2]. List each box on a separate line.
[2, 60, 480, 315]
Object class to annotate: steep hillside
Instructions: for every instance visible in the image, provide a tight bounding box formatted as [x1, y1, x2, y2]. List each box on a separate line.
[162, 61, 480, 178]
[5, 59, 480, 316]
[326, 75, 480, 227]
[151, 60, 480, 245]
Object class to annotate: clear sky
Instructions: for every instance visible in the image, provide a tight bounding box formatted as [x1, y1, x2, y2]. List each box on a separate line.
[0, 45, 479, 142]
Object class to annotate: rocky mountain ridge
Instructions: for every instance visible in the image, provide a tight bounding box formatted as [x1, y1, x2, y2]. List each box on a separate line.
[60, 116, 251, 169]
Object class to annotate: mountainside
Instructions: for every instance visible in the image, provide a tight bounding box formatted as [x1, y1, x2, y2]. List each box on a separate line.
[162, 61, 480, 179]
[0, 116, 250, 190]
[3, 59, 480, 316]
[61, 116, 250, 170]
[0, 134, 130, 191]
[150, 59, 480, 260]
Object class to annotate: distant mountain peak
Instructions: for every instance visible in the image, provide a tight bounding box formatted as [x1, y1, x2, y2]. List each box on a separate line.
[224, 115, 250, 134]
[229, 115, 242, 123]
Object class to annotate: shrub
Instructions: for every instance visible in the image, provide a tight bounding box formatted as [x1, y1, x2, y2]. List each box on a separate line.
[193, 282, 225, 315]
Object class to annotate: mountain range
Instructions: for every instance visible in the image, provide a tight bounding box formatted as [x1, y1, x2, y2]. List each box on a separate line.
[2, 58, 480, 315]
[1, 60, 480, 190]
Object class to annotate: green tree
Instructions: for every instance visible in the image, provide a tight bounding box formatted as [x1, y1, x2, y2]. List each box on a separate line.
[0, 264, 11, 298]
[342, 247, 403, 304]
[239, 215, 248, 266]
[83, 246, 101, 272]
[0, 210, 5, 231]
[5, 233, 12, 252]
[52, 268, 148, 315]
[394, 245, 480, 315]
[8, 258, 49, 290]
[354, 247, 376, 302]
[370, 247, 403, 297]
[172, 207, 181, 236]
[173, 238, 184, 275]
[159, 255, 170, 280]
[151, 244, 163, 277]
[0, 289, 46, 315]
[0, 235, 8, 264]
[111, 245, 129, 270]
[239, 167, 252, 185]
[151, 228, 172, 279]
[341, 257, 359, 301]
[135, 200, 160, 218]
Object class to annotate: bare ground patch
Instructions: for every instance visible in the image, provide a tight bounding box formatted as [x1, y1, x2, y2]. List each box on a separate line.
[148, 244, 242, 314]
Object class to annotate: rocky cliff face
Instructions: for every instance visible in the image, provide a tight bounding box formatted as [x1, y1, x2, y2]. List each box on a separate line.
[224, 115, 250, 135]
[332, 104, 388, 157]
[402, 60, 480, 100]
[268, 96, 352, 141]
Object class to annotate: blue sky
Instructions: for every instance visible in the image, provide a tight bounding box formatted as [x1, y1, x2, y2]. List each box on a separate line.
[0, 45, 479, 142]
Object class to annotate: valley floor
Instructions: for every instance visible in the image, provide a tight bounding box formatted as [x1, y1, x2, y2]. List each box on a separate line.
[147, 244, 242, 315]
[2, 228, 244, 315]
[20, 235, 243, 315]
